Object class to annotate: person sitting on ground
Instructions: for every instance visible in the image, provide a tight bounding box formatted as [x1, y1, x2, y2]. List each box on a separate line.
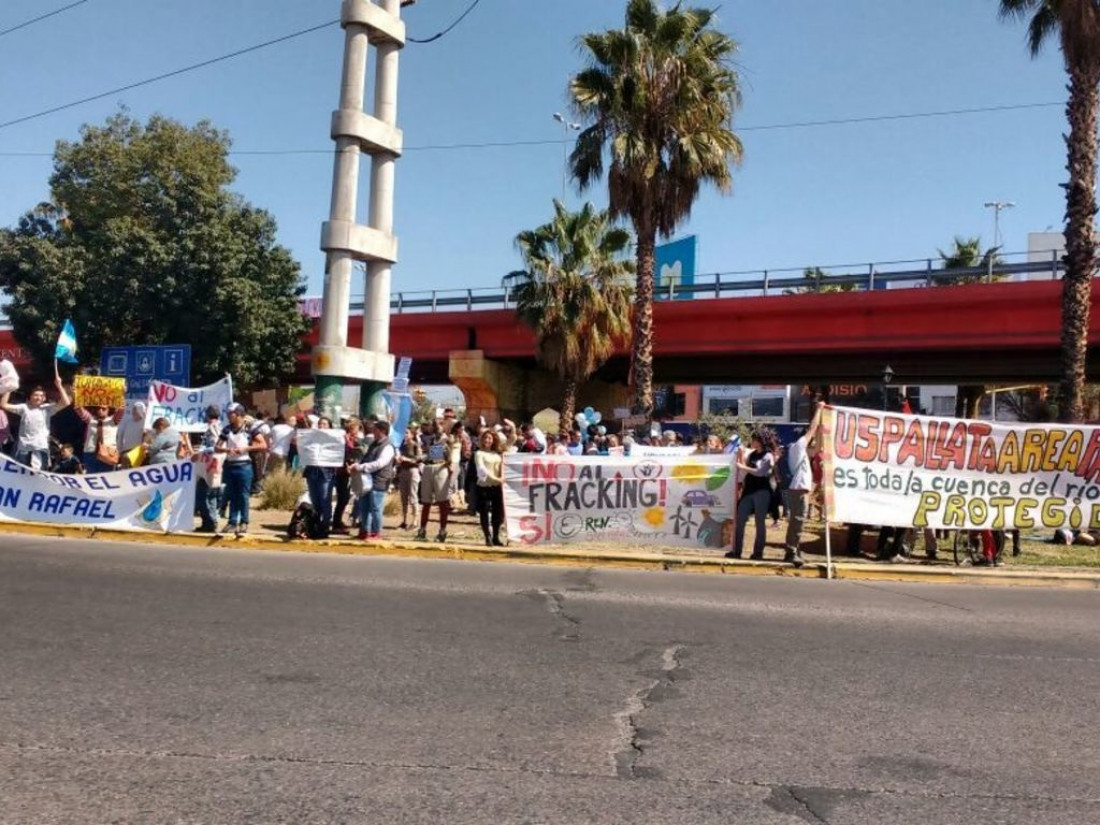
[1, 376, 71, 470]
[52, 443, 84, 475]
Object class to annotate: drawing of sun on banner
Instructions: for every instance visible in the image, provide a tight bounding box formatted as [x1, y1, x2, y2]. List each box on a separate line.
[503, 454, 736, 549]
[822, 405, 1100, 532]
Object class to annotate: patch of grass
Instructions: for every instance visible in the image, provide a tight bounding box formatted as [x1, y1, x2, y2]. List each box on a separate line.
[259, 469, 306, 511]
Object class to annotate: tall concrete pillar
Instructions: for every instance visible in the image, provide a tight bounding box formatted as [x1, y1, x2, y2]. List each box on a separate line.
[314, 0, 408, 418]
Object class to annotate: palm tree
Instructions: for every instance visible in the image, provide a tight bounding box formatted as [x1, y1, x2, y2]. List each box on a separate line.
[934, 236, 1003, 286]
[783, 266, 858, 295]
[504, 201, 634, 434]
[1000, 1, 1100, 422]
[569, 0, 743, 417]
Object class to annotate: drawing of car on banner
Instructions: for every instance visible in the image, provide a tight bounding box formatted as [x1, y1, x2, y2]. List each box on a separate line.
[681, 489, 721, 508]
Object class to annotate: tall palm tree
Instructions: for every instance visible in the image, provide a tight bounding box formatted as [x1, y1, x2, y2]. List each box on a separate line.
[1000, 0, 1100, 422]
[570, 0, 743, 417]
[504, 201, 634, 434]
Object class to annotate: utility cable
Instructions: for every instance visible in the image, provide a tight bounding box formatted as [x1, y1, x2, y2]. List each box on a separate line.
[408, 0, 483, 44]
[0, 0, 89, 39]
[0, 19, 340, 131]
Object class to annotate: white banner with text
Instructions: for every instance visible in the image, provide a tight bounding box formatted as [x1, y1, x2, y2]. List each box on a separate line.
[824, 405, 1100, 531]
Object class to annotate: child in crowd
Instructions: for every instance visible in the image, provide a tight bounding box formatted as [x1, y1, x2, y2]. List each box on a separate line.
[53, 443, 84, 475]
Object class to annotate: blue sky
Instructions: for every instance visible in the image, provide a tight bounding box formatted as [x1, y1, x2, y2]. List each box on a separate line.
[0, 0, 1072, 301]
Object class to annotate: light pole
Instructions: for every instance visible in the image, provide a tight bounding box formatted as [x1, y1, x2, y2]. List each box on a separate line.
[983, 200, 1015, 282]
[553, 112, 580, 204]
[882, 364, 894, 412]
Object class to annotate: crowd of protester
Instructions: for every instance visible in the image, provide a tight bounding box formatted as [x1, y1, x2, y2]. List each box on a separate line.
[0, 383, 1040, 563]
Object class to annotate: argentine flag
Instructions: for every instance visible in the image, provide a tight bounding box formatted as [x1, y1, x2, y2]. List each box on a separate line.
[55, 319, 78, 364]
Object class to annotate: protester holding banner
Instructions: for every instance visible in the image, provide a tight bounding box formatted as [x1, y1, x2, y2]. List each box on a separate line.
[298, 418, 342, 539]
[783, 402, 824, 568]
[215, 403, 265, 537]
[194, 407, 224, 533]
[728, 429, 778, 560]
[75, 404, 125, 473]
[475, 429, 506, 546]
[146, 417, 183, 465]
[1, 375, 71, 470]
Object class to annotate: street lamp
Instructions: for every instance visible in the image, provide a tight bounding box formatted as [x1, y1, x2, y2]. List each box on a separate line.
[983, 200, 1015, 282]
[882, 365, 894, 411]
[553, 112, 581, 203]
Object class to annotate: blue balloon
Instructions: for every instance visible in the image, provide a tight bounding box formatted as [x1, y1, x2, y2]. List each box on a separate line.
[592, 411, 602, 424]
[583, 406, 595, 420]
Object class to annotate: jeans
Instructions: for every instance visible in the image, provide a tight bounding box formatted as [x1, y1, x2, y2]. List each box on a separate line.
[223, 462, 253, 527]
[784, 489, 808, 556]
[735, 488, 771, 558]
[196, 479, 221, 530]
[16, 449, 49, 471]
[82, 452, 113, 474]
[358, 488, 386, 535]
[305, 466, 335, 536]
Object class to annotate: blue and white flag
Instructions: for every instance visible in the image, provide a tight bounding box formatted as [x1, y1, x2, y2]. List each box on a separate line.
[723, 433, 741, 455]
[55, 319, 78, 364]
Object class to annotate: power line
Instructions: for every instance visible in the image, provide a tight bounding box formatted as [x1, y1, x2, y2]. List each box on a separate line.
[0, 19, 341, 132]
[738, 100, 1062, 132]
[409, 0, 483, 44]
[0, 0, 89, 39]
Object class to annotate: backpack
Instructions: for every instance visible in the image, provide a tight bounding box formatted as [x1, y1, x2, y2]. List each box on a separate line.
[287, 501, 322, 540]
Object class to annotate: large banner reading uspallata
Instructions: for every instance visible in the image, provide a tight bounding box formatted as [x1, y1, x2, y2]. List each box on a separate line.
[503, 454, 736, 548]
[0, 457, 196, 533]
[824, 405, 1100, 531]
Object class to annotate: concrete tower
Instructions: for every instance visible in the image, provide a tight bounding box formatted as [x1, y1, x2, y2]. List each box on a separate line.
[313, 0, 409, 418]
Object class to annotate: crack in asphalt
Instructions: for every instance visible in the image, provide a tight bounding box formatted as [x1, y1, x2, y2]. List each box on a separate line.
[610, 644, 684, 780]
[6, 741, 1100, 807]
[521, 588, 581, 641]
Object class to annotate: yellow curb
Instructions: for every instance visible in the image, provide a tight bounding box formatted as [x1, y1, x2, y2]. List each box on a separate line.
[0, 522, 1096, 589]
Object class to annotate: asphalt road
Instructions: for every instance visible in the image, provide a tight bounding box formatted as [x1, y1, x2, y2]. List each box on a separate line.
[1, 536, 1098, 825]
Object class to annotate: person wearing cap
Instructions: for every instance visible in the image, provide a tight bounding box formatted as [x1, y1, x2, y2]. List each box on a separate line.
[215, 403, 265, 536]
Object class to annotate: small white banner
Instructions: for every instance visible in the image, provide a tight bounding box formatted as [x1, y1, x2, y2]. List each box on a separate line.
[296, 429, 346, 468]
[145, 377, 234, 433]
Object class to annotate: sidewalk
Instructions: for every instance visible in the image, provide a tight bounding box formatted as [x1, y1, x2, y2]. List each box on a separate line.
[2, 502, 1099, 590]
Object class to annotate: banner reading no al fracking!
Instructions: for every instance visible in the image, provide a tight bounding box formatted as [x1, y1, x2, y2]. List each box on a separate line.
[145, 377, 234, 433]
[0, 457, 196, 533]
[824, 405, 1100, 532]
[502, 454, 737, 548]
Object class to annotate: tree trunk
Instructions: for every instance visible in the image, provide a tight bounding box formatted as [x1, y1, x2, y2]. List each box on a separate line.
[954, 384, 985, 419]
[1060, 66, 1100, 423]
[560, 375, 578, 438]
[632, 223, 656, 419]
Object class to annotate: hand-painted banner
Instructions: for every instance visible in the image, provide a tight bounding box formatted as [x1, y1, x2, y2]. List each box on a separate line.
[296, 429, 346, 468]
[73, 375, 126, 409]
[0, 456, 195, 533]
[824, 405, 1100, 531]
[145, 377, 234, 433]
[503, 454, 736, 549]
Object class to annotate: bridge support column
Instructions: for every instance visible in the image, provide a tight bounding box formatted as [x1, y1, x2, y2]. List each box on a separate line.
[448, 350, 526, 425]
[448, 350, 630, 429]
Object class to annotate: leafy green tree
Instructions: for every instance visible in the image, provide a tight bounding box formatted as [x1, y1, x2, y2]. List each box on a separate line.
[934, 236, 1003, 286]
[504, 200, 634, 434]
[1000, 1, 1100, 422]
[0, 112, 311, 387]
[570, 0, 743, 418]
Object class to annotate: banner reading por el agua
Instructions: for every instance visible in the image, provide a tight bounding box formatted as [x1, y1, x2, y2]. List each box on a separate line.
[503, 454, 736, 548]
[145, 377, 234, 433]
[824, 405, 1100, 532]
[0, 457, 195, 533]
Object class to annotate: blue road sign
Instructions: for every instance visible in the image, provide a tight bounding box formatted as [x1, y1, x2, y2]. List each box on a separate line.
[100, 345, 192, 399]
[656, 236, 697, 300]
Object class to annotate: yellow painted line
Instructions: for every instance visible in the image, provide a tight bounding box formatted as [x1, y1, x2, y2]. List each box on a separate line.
[0, 522, 1096, 589]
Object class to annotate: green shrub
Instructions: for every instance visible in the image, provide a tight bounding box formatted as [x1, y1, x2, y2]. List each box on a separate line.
[259, 469, 306, 511]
